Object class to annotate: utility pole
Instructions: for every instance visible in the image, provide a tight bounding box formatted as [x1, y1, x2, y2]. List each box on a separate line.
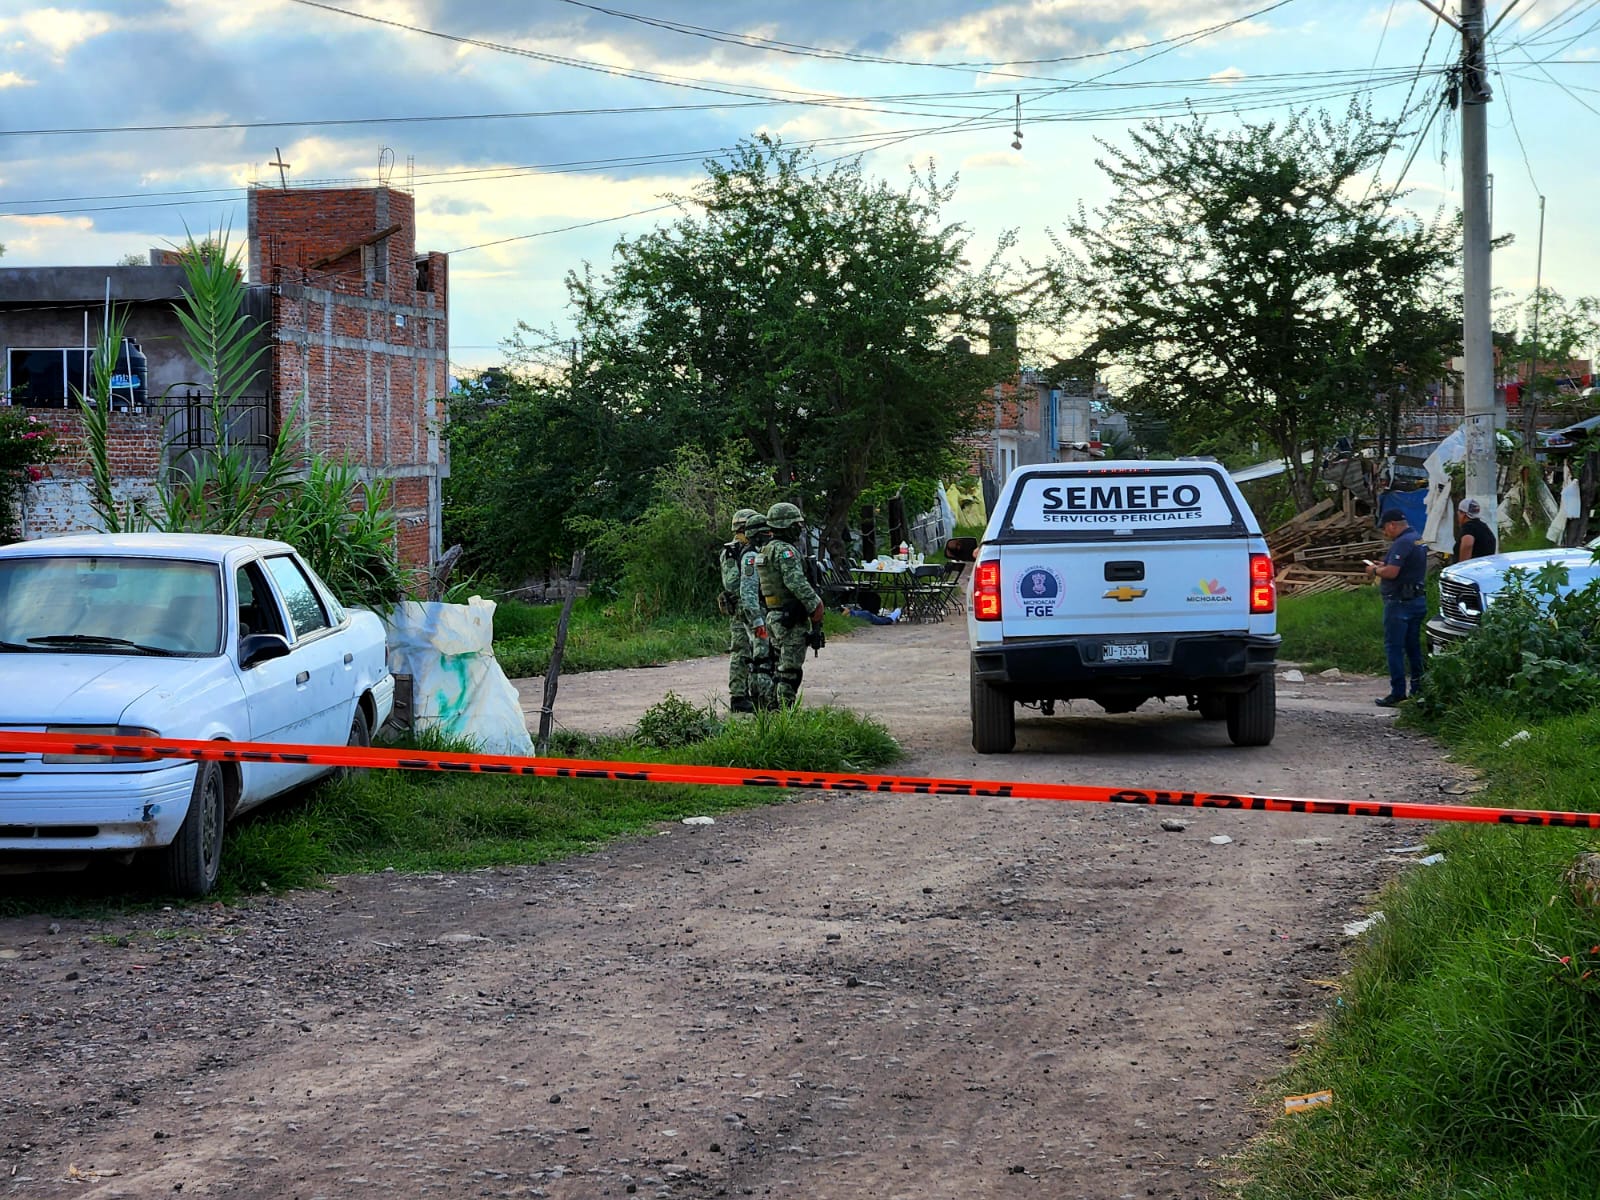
[1457, 0, 1499, 522]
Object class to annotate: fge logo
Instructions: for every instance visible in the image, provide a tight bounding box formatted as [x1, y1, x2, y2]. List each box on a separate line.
[1015, 565, 1063, 617]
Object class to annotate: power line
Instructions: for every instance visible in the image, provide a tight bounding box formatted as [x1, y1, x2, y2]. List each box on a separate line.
[555, 0, 1311, 83]
[1504, 21, 1600, 114]
[0, 69, 1432, 219]
[282, 0, 1312, 129]
[0, 66, 1430, 140]
[1380, 79, 1448, 210]
[1489, 44, 1544, 193]
[1361, 3, 1446, 205]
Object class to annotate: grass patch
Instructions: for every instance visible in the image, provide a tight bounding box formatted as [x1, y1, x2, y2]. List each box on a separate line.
[489, 596, 850, 677]
[490, 597, 728, 676]
[0, 702, 901, 916]
[1277, 587, 1391, 675]
[1226, 701, 1600, 1199]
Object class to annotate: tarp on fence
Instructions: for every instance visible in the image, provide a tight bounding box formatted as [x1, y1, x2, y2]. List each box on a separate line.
[386, 598, 534, 757]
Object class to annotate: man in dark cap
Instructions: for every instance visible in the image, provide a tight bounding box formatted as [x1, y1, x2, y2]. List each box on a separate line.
[1365, 508, 1429, 706]
[1453, 497, 1497, 562]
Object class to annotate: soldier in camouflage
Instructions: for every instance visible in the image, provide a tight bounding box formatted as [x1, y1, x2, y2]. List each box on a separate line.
[738, 513, 776, 711]
[756, 501, 825, 707]
[720, 509, 762, 712]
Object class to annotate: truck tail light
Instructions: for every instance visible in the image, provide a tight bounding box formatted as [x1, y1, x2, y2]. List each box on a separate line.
[974, 560, 1002, 621]
[1249, 553, 1276, 614]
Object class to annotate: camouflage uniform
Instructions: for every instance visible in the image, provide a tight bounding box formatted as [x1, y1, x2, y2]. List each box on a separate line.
[739, 515, 776, 710]
[721, 509, 761, 712]
[756, 502, 824, 707]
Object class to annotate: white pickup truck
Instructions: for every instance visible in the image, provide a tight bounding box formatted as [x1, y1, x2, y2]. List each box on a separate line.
[966, 460, 1280, 752]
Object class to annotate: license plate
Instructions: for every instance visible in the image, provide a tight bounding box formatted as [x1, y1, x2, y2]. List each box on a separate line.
[1102, 642, 1149, 662]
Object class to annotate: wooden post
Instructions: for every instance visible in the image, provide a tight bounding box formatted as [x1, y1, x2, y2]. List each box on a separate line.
[1569, 450, 1598, 547]
[536, 550, 584, 756]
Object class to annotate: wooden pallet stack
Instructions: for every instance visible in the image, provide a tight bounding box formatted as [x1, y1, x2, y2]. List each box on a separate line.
[1267, 493, 1386, 595]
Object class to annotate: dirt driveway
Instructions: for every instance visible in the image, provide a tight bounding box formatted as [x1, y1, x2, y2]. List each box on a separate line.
[1, 617, 1464, 1199]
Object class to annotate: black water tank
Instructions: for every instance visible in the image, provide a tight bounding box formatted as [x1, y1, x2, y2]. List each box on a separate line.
[110, 338, 148, 411]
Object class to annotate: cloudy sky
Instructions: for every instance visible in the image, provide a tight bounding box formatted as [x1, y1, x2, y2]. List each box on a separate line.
[2, 0, 1595, 375]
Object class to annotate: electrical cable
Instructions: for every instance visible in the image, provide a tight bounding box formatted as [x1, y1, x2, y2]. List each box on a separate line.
[1360, 4, 1445, 204]
[0, 66, 1429, 140]
[0, 69, 1430, 220]
[554, 0, 1307, 84]
[1489, 41, 1545, 193]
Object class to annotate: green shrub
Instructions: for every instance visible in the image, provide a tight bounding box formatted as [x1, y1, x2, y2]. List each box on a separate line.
[1417, 563, 1600, 720]
[574, 445, 778, 620]
[264, 459, 408, 609]
[0, 408, 57, 541]
[634, 691, 718, 748]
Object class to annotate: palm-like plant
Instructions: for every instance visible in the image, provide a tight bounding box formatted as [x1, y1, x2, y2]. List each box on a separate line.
[75, 230, 407, 609]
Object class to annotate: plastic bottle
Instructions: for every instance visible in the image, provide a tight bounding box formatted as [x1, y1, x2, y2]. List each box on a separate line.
[897, 541, 909, 562]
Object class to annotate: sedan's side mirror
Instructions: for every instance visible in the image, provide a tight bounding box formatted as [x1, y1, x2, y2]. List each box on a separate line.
[239, 632, 291, 669]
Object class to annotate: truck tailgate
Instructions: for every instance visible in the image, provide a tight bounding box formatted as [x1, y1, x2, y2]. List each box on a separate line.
[996, 539, 1255, 638]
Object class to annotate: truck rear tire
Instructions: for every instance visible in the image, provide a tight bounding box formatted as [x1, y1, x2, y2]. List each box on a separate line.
[970, 673, 1015, 754]
[1225, 672, 1276, 747]
[1196, 694, 1227, 721]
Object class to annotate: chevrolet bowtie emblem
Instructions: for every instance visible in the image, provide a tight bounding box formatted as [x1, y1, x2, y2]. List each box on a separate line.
[1103, 586, 1147, 602]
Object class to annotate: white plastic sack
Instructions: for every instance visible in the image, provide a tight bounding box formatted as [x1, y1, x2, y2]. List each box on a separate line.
[386, 598, 534, 756]
[1547, 465, 1580, 545]
[1562, 474, 1583, 518]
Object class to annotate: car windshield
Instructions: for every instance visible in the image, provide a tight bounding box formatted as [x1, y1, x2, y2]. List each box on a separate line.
[0, 556, 224, 656]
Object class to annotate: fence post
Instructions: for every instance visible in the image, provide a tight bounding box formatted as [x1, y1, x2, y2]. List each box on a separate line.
[536, 550, 585, 756]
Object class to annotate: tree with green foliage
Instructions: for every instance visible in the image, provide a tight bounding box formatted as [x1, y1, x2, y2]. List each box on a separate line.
[444, 368, 627, 585]
[561, 136, 1014, 560]
[1050, 106, 1458, 507]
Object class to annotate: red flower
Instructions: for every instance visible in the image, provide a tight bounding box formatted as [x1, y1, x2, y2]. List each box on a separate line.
[26, 466, 42, 482]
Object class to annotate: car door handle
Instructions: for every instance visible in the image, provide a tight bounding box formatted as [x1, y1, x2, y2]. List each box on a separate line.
[296, 670, 310, 685]
[344, 652, 353, 665]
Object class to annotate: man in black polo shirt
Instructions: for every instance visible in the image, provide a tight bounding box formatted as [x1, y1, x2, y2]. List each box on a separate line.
[1365, 508, 1429, 706]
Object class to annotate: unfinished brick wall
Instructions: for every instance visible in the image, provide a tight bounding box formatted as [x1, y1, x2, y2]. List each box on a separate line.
[249, 186, 448, 573]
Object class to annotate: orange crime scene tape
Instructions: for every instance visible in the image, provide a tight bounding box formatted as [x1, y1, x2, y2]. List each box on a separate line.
[0, 729, 1592, 830]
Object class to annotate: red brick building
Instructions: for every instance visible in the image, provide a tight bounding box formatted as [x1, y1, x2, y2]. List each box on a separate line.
[2, 185, 449, 573]
[249, 186, 448, 569]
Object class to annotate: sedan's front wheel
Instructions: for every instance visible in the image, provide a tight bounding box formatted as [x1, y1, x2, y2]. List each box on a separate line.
[159, 760, 226, 897]
[332, 704, 372, 785]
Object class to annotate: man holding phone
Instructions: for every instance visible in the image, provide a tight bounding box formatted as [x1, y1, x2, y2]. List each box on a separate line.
[1365, 508, 1429, 707]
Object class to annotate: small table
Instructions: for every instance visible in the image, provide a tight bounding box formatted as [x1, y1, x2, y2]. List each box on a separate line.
[850, 561, 912, 615]
[849, 562, 950, 622]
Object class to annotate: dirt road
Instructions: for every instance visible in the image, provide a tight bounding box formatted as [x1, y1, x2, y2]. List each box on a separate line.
[1, 617, 1464, 1199]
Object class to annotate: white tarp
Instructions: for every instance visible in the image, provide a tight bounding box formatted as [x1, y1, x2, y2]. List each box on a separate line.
[1419, 427, 1465, 551]
[386, 598, 533, 756]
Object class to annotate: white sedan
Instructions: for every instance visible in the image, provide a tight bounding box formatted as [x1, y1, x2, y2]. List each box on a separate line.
[0, 533, 395, 896]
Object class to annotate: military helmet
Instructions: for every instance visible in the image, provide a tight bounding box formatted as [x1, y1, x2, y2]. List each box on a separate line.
[766, 501, 804, 532]
[743, 513, 769, 536]
[731, 507, 761, 534]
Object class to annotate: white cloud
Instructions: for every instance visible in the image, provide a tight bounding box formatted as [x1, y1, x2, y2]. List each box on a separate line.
[0, 70, 32, 87]
[0, 6, 114, 59]
[1209, 66, 1246, 84]
[962, 149, 1028, 171]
